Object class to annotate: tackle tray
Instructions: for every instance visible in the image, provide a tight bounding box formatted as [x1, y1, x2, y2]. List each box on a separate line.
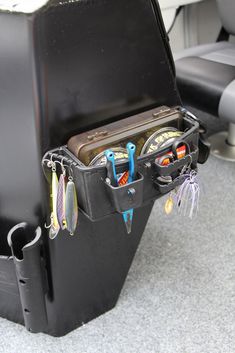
[43, 111, 199, 221]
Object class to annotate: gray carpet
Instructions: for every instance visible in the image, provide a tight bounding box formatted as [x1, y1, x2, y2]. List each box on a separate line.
[0, 109, 235, 353]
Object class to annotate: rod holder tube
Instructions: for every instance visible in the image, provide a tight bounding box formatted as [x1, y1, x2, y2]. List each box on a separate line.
[7, 223, 48, 333]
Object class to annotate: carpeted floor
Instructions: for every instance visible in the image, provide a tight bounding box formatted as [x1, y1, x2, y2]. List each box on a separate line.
[0, 109, 234, 353]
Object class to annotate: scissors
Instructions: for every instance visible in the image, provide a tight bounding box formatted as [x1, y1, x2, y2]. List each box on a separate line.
[105, 142, 137, 234]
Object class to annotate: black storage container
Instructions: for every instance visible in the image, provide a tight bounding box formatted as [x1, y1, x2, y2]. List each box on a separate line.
[43, 112, 200, 221]
[0, 0, 209, 336]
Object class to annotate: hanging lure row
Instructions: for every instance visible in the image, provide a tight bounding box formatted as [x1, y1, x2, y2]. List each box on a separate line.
[43, 156, 78, 239]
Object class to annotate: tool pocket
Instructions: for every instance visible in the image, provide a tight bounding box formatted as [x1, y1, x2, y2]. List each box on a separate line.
[154, 147, 199, 194]
[105, 172, 144, 213]
[152, 144, 199, 194]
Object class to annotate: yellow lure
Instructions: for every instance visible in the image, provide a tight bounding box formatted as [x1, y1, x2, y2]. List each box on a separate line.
[165, 196, 174, 215]
[51, 170, 59, 229]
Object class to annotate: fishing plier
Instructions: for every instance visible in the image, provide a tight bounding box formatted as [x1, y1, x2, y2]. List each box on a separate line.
[105, 142, 137, 234]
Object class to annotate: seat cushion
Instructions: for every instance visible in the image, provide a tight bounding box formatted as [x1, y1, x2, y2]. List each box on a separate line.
[174, 41, 234, 61]
[175, 42, 235, 117]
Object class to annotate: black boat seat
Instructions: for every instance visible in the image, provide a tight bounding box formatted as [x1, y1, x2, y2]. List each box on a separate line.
[175, 0, 235, 161]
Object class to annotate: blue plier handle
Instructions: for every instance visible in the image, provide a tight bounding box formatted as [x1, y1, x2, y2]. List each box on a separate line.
[124, 142, 136, 234]
[126, 142, 136, 183]
[105, 150, 118, 187]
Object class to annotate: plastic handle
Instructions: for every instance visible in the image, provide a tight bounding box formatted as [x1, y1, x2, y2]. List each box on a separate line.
[126, 142, 136, 183]
[105, 150, 118, 186]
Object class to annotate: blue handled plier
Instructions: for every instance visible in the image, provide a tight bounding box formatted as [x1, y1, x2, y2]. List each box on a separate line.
[105, 142, 137, 234]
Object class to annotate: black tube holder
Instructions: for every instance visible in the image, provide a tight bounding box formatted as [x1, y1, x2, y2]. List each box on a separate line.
[7, 223, 48, 333]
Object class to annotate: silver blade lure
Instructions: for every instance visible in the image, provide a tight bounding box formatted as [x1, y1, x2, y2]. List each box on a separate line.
[65, 167, 78, 236]
[56, 159, 67, 230]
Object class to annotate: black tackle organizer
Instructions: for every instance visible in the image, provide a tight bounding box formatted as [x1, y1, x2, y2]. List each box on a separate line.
[43, 111, 200, 222]
[0, 0, 209, 337]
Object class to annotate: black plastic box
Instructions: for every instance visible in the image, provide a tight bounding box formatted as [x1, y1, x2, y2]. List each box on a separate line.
[43, 113, 199, 221]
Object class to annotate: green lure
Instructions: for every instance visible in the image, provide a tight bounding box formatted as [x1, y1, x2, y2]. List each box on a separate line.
[65, 179, 78, 235]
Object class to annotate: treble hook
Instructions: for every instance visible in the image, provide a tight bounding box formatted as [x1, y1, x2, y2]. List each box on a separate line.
[45, 214, 53, 229]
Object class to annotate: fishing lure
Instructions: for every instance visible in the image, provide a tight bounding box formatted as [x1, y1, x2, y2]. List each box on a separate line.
[65, 174, 78, 236]
[57, 161, 67, 230]
[165, 193, 174, 215]
[48, 162, 60, 239]
[175, 170, 200, 219]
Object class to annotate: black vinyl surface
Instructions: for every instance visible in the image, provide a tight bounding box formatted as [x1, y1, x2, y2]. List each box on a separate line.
[34, 0, 180, 151]
[176, 56, 235, 116]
